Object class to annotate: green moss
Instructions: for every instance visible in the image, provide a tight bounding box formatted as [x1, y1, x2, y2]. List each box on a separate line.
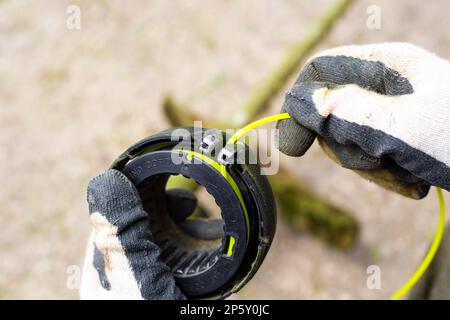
[270, 174, 359, 250]
[162, 94, 198, 127]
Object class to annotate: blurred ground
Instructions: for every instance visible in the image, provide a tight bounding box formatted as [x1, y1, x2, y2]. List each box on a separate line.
[1, 0, 450, 299]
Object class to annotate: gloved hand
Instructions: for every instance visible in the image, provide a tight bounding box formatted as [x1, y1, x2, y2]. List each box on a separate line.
[277, 42, 450, 199]
[80, 169, 189, 299]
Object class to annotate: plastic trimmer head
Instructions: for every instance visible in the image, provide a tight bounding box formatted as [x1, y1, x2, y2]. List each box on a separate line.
[110, 127, 276, 299]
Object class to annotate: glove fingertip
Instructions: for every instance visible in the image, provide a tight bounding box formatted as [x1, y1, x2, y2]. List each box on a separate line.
[276, 118, 316, 157]
[87, 169, 142, 218]
[165, 188, 198, 221]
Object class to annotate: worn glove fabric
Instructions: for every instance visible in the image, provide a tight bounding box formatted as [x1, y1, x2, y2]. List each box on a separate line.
[80, 169, 186, 300]
[277, 43, 450, 199]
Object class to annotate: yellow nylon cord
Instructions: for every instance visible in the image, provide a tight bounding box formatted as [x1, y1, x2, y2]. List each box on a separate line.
[390, 187, 446, 300]
[174, 149, 250, 242]
[226, 112, 291, 145]
[174, 114, 291, 243]
[226, 113, 446, 300]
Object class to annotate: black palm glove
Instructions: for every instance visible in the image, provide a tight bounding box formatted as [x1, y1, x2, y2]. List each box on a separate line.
[277, 43, 450, 199]
[81, 169, 221, 299]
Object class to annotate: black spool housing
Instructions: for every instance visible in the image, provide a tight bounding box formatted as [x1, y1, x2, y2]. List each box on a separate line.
[111, 127, 276, 299]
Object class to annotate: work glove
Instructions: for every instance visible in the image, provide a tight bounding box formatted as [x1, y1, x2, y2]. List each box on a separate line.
[81, 169, 217, 300]
[277, 42, 450, 199]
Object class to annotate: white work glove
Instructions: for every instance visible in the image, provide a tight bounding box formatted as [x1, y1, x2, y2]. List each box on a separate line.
[277, 42, 450, 199]
[80, 169, 186, 300]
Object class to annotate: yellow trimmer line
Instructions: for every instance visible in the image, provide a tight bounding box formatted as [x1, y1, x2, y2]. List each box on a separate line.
[231, 113, 446, 300]
[113, 112, 445, 299]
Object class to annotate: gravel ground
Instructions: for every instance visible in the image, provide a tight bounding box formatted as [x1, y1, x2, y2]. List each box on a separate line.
[0, 0, 449, 299]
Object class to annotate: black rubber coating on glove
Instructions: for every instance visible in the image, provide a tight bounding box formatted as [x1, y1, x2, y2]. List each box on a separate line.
[282, 81, 450, 191]
[277, 55, 450, 191]
[87, 169, 186, 300]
